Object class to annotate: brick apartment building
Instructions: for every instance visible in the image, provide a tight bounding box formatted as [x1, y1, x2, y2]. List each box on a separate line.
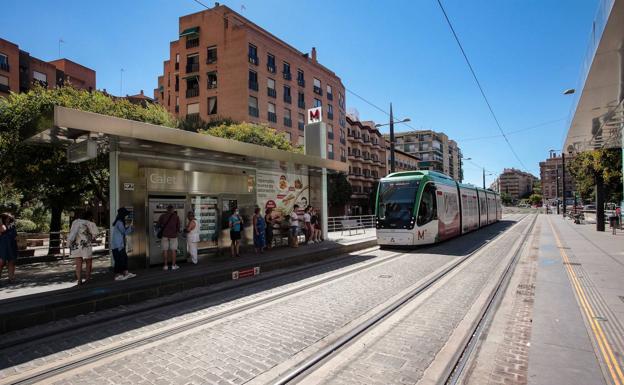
[154, 4, 347, 159]
[0, 38, 95, 96]
[346, 116, 387, 214]
[539, 154, 576, 202]
[496, 168, 538, 200]
[387, 130, 463, 181]
[386, 147, 420, 173]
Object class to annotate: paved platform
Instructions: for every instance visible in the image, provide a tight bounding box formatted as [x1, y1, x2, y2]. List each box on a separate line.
[0, 230, 377, 334]
[465, 214, 624, 385]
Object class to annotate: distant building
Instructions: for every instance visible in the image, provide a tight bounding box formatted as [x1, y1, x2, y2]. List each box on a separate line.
[0, 38, 95, 96]
[154, 4, 346, 159]
[497, 168, 538, 200]
[125, 90, 155, 107]
[386, 146, 420, 173]
[346, 115, 387, 214]
[539, 154, 576, 202]
[386, 130, 463, 181]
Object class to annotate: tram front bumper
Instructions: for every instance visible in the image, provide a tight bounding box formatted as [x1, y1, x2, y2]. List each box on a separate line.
[377, 231, 414, 245]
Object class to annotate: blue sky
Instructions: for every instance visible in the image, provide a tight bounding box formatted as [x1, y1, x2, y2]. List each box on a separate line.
[2, 0, 598, 187]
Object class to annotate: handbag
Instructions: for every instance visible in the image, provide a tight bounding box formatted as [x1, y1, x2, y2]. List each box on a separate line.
[157, 213, 175, 239]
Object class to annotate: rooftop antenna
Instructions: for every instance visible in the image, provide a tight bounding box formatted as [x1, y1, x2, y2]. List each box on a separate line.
[58, 38, 65, 58]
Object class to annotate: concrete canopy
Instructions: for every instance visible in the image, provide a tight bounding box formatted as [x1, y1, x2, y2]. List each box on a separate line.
[26, 106, 348, 175]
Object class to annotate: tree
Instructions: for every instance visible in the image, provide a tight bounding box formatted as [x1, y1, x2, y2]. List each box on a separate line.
[0, 85, 177, 253]
[327, 173, 352, 215]
[178, 115, 237, 133]
[200, 122, 303, 153]
[529, 194, 542, 206]
[500, 192, 512, 206]
[568, 148, 622, 203]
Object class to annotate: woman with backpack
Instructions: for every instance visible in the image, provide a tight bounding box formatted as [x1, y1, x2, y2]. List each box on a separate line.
[67, 211, 99, 285]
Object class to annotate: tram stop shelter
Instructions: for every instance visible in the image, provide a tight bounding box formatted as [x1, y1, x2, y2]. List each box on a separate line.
[563, 0, 624, 230]
[27, 106, 346, 268]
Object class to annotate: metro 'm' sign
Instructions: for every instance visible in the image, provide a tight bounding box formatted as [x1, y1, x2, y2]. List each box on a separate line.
[307, 107, 322, 123]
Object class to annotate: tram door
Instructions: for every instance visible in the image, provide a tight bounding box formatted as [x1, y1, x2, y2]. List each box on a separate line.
[148, 196, 187, 265]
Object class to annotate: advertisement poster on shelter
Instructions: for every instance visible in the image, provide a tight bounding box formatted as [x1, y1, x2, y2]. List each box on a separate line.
[256, 170, 309, 219]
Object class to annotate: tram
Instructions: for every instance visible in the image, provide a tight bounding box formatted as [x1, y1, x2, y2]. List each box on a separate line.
[375, 170, 502, 246]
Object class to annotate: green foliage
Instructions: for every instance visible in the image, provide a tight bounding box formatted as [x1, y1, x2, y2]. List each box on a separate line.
[568, 148, 622, 203]
[500, 192, 512, 206]
[200, 122, 303, 153]
[15, 219, 37, 233]
[328, 173, 353, 209]
[179, 115, 238, 133]
[0, 183, 22, 213]
[0, 85, 177, 243]
[529, 194, 542, 205]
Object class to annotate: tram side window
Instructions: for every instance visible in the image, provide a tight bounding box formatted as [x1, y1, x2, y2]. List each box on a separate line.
[417, 183, 437, 226]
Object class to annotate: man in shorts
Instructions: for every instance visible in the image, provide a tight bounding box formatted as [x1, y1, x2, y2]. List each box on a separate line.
[159, 205, 181, 271]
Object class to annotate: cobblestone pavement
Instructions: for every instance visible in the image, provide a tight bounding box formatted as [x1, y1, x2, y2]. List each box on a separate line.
[0, 215, 524, 385]
[299, 215, 534, 385]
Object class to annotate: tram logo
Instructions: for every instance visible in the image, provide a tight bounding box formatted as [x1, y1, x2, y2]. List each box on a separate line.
[418, 230, 426, 240]
[308, 107, 322, 123]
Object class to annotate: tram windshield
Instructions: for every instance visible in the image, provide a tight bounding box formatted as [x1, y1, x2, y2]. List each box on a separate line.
[377, 180, 419, 228]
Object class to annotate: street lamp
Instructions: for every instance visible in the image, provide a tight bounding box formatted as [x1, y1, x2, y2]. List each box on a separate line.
[563, 88, 576, 95]
[375, 105, 411, 173]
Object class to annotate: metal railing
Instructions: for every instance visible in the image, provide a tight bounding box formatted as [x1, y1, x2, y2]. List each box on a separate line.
[17, 230, 110, 258]
[327, 215, 376, 233]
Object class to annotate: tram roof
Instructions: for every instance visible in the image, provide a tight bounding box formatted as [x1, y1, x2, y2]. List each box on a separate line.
[382, 170, 498, 195]
[24, 106, 348, 174]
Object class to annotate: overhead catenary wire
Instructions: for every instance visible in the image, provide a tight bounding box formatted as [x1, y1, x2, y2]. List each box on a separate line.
[435, 0, 529, 172]
[458, 118, 566, 142]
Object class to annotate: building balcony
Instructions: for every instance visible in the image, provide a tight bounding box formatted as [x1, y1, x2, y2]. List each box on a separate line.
[363, 137, 370, 143]
[174, 62, 179, 71]
[283, 72, 291, 80]
[298, 121, 304, 131]
[175, 105, 180, 113]
[284, 94, 292, 104]
[186, 88, 199, 98]
[327, 92, 333, 101]
[175, 83, 179, 92]
[328, 152, 334, 160]
[284, 117, 292, 127]
[340, 156, 347, 162]
[268, 111, 277, 123]
[297, 78, 305, 87]
[327, 112, 334, 120]
[249, 106, 259, 117]
[340, 137, 346, 145]
[208, 81, 217, 89]
[249, 80, 258, 91]
[249, 55, 259, 65]
[186, 113, 200, 121]
[328, 131, 334, 140]
[267, 65, 276, 73]
[0, 62, 10, 72]
[313, 86, 323, 95]
[186, 38, 199, 49]
[267, 88, 277, 98]
[186, 63, 199, 73]
[298, 100, 305, 109]
[33, 79, 48, 88]
[207, 56, 217, 64]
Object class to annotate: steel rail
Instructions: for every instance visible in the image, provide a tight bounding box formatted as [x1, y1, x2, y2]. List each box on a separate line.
[444, 213, 538, 385]
[270, 214, 532, 385]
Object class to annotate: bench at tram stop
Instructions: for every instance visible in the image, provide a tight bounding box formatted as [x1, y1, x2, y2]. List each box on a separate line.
[340, 219, 366, 236]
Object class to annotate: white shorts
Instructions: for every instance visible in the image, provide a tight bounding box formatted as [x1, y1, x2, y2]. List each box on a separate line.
[161, 237, 178, 251]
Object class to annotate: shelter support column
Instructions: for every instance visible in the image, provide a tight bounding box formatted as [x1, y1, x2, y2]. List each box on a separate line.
[109, 140, 119, 265]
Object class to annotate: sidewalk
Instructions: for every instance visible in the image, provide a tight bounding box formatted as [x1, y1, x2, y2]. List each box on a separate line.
[528, 215, 624, 385]
[0, 230, 377, 334]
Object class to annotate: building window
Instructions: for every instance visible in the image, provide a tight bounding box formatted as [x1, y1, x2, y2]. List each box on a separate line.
[283, 61, 291, 80]
[186, 76, 199, 97]
[33, 71, 48, 87]
[267, 53, 276, 73]
[207, 46, 217, 64]
[186, 34, 199, 49]
[340, 129, 346, 144]
[284, 131, 292, 142]
[298, 113, 305, 130]
[338, 92, 345, 110]
[327, 104, 334, 119]
[326, 84, 333, 100]
[284, 108, 292, 127]
[0, 54, 9, 71]
[175, 53, 180, 70]
[268, 102, 277, 122]
[175, 75, 179, 91]
[313, 78, 322, 95]
[187, 102, 199, 120]
[297, 69, 305, 87]
[207, 71, 217, 89]
[267, 78, 276, 98]
[328, 143, 334, 159]
[249, 70, 258, 91]
[248, 44, 258, 65]
[298, 92, 305, 109]
[248, 96, 259, 117]
[298, 135, 305, 146]
[283, 85, 291, 103]
[208, 96, 217, 115]
[314, 98, 322, 108]
[340, 147, 346, 162]
[0, 75, 9, 93]
[327, 123, 334, 139]
[186, 54, 199, 73]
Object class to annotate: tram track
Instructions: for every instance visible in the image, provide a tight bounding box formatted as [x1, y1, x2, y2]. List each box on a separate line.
[1, 214, 527, 385]
[262, 214, 535, 385]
